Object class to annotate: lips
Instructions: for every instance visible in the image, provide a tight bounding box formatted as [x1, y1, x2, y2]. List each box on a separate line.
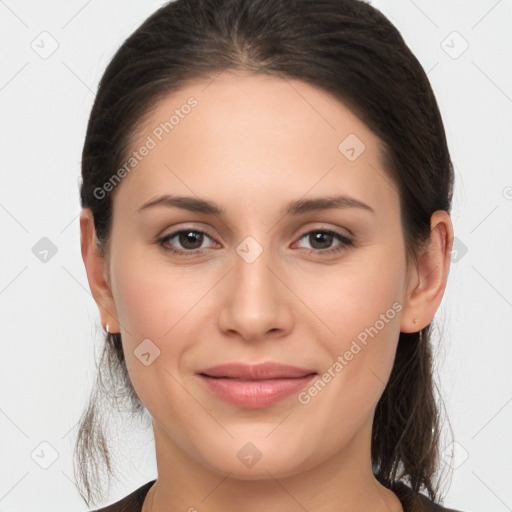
[197, 362, 317, 380]
[196, 362, 317, 408]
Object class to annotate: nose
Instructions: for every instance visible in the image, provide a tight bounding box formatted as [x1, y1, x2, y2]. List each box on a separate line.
[217, 241, 294, 343]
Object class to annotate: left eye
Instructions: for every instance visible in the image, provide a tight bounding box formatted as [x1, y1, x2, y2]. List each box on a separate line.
[295, 229, 354, 253]
[158, 228, 353, 256]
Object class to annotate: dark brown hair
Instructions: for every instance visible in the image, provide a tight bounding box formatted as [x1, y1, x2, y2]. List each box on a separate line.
[76, 0, 454, 506]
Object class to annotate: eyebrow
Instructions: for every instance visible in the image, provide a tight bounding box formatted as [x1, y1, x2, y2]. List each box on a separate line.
[137, 194, 375, 216]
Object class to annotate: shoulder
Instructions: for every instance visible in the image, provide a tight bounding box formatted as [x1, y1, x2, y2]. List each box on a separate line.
[391, 481, 466, 512]
[88, 480, 155, 512]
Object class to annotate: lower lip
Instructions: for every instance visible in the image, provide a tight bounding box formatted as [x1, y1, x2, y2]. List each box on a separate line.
[197, 374, 316, 408]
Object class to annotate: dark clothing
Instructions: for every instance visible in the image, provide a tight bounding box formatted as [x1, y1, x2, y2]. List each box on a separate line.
[90, 478, 464, 512]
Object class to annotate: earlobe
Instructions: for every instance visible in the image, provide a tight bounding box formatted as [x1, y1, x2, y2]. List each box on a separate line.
[400, 210, 454, 333]
[79, 208, 121, 333]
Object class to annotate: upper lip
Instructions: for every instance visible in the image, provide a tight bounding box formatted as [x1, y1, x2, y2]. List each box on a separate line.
[197, 362, 317, 380]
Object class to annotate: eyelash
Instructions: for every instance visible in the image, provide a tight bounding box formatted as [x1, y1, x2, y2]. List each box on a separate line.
[157, 227, 354, 257]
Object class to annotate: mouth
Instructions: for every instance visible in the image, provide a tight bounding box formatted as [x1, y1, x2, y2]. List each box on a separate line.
[196, 362, 317, 408]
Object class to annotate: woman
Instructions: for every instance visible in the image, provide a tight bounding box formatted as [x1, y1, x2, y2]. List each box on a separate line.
[76, 0, 462, 510]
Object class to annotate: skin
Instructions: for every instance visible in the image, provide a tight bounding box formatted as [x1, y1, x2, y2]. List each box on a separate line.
[80, 72, 453, 512]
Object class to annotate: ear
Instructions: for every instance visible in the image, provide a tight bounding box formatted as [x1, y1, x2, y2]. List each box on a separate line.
[400, 210, 454, 333]
[80, 208, 120, 333]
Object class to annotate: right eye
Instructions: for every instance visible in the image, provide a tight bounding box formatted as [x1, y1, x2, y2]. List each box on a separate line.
[158, 229, 218, 256]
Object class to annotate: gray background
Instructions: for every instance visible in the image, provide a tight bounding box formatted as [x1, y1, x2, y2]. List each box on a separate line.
[0, 1, 511, 511]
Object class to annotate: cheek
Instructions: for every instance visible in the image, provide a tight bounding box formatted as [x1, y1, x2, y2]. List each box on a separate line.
[110, 254, 196, 413]
[301, 247, 404, 339]
[301, 250, 405, 401]
[111, 244, 205, 341]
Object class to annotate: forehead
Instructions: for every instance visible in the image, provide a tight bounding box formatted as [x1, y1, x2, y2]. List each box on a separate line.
[113, 72, 398, 219]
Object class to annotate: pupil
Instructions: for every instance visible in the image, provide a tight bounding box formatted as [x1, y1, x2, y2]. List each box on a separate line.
[180, 231, 202, 249]
[311, 232, 332, 249]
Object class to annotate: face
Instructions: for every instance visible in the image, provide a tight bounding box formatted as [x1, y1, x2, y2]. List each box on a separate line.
[93, 73, 419, 479]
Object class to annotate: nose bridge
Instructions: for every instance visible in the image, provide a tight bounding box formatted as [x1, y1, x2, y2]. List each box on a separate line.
[233, 233, 279, 305]
[217, 233, 292, 340]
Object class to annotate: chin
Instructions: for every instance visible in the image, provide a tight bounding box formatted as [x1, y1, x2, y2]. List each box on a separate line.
[196, 437, 316, 481]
